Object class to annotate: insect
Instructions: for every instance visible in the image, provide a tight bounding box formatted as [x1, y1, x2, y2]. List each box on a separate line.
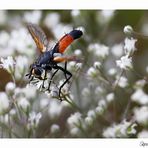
[26, 23, 83, 100]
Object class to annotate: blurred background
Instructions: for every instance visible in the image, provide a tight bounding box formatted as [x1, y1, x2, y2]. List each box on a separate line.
[0, 10, 148, 138]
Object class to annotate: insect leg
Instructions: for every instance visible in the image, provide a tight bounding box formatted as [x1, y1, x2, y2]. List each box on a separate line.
[53, 65, 72, 99]
[42, 70, 47, 88]
[47, 69, 59, 90]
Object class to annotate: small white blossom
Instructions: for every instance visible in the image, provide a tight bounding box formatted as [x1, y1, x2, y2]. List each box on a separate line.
[74, 49, 82, 56]
[138, 130, 148, 138]
[50, 124, 60, 134]
[103, 120, 137, 138]
[0, 92, 9, 114]
[87, 110, 96, 119]
[108, 68, 117, 76]
[117, 76, 128, 88]
[27, 112, 42, 129]
[71, 10, 80, 17]
[85, 116, 93, 126]
[131, 89, 148, 105]
[124, 37, 137, 55]
[17, 97, 30, 111]
[5, 82, 15, 95]
[134, 79, 146, 89]
[111, 44, 123, 57]
[67, 112, 82, 129]
[88, 43, 109, 59]
[133, 106, 148, 125]
[106, 93, 114, 103]
[94, 61, 101, 69]
[24, 10, 42, 24]
[44, 13, 60, 29]
[0, 56, 15, 74]
[40, 98, 50, 109]
[48, 100, 63, 119]
[87, 67, 99, 78]
[116, 55, 132, 70]
[123, 25, 133, 35]
[70, 127, 80, 136]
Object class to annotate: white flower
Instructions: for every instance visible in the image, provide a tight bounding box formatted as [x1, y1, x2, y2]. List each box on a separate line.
[71, 10, 80, 17]
[0, 10, 7, 25]
[123, 25, 133, 35]
[116, 55, 132, 70]
[0, 31, 10, 47]
[106, 93, 114, 102]
[40, 98, 50, 109]
[94, 61, 101, 69]
[0, 92, 9, 114]
[44, 13, 60, 29]
[103, 120, 137, 138]
[117, 76, 128, 88]
[87, 110, 96, 119]
[5, 82, 15, 95]
[88, 43, 109, 59]
[108, 68, 117, 76]
[24, 10, 42, 24]
[74, 49, 82, 57]
[111, 44, 123, 57]
[48, 100, 63, 119]
[124, 37, 137, 55]
[70, 127, 80, 136]
[138, 130, 148, 138]
[134, 79, 146, 89]
[131, 89, 148, 105]
[99, 10, 114, 24]
[27, 112, 42, 129]
[17, 97, 30, 111]
[67, 112, 82, 128]
[133, 106, 148, 125]
[0, 56, 15, 73]
[85, 116, 93, 126]
[50, 124, 60, 134]
[87, 67, 99, 78]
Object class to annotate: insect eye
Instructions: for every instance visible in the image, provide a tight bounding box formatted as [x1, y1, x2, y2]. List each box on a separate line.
[32, 68, 42, 76]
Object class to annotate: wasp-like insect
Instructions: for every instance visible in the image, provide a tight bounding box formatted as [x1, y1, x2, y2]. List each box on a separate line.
[26, 23, 83, 100]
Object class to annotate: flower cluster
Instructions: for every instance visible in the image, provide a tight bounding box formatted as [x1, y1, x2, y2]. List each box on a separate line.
[0, 10, 147, 138]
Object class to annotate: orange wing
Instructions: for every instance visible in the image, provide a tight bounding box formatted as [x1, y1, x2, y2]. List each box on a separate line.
[27, 23, 49, 53]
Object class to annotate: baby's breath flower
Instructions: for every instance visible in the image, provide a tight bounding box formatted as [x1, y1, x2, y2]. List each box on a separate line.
[131, 89, 148, 105]
[124, 37, 137, 55]
[106, 93, 114, 103]
[87, 110, 96, 119]
[50, 124, 60, 134]
[0, 92, 9, 114]
[138, 130, 148, 138]
[123, 25, 133, 36]
[67, 112, 82, 129]
[94, 61, 101, 69]
[82, 87, 90, 97]
[24, 10, 42, 24]
[111, 44, 123, 57]
[27, 112, 42, 129]
[116, 55, 132, 70]
[103, 120, 137, 138]
[5, 82, 15, 95]
[133, 106, 148, 125]
[44, 13, 60, 29]
[134, 79, 146, 89]
[40, 98, 50, 109]
[0, 56, 15, 74]
[88, 43, 109, 59]
[74, 49, 82, 57]
[17, 97, 30, 112]
[87, 67, 99, 78]
[71, 10, 80, 17]
[116, 76, 128, 88]
[85, 116, 93, 126]
[108, 68, 117, 76]
[70, 127, 80, 136]
[48, 100, 63, 119]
